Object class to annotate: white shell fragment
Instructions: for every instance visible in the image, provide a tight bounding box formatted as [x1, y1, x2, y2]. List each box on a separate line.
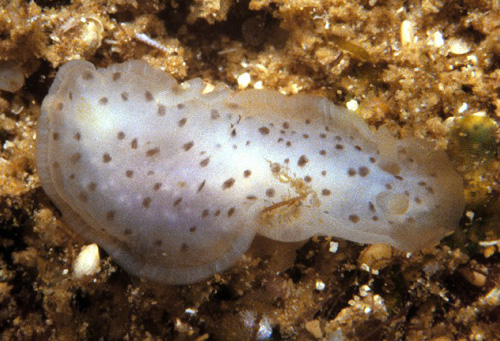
[448, 38, 471, 55]
[36, 60, 465, 284]
[400, 20, 415, 46]
[73, 243, 100, 279]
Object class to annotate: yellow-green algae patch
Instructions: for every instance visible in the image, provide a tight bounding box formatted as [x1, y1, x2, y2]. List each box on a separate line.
[1, 0, 500, 339]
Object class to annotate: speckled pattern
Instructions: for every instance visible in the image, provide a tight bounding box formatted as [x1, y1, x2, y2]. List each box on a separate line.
[36, 60, 464, 284]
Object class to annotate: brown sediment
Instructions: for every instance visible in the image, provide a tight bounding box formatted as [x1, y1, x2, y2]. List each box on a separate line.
[1, 0, 500, 339]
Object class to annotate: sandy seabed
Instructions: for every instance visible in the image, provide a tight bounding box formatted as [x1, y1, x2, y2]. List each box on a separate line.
[1, 0, 500, 340]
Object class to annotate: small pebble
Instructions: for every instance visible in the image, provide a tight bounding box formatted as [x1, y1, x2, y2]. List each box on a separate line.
[0, 62, 24, 92]
[305, 320, 323, 339]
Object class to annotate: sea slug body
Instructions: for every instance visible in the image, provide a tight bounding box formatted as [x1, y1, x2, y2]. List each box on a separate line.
[36, 60, 465, 284]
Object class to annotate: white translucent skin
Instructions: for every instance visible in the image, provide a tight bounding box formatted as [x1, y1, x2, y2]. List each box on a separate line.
[36, 60, 465, 284]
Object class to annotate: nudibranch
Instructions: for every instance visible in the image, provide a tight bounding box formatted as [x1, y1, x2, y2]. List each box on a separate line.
[36, 60, 465, 284]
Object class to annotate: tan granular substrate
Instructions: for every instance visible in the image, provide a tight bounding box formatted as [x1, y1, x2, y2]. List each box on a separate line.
[1, 0, 499, 339]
